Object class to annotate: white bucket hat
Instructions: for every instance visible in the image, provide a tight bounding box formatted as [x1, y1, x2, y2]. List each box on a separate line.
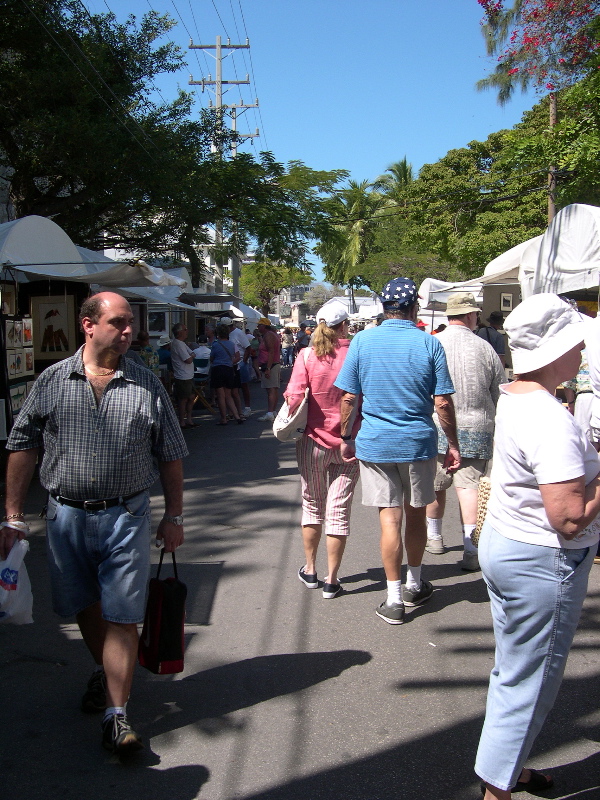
[316, 301, 349, 328]
[504, 293, 584, 374]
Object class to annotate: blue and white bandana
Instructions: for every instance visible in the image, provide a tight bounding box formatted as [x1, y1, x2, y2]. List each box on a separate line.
[379, 277, 418, 308]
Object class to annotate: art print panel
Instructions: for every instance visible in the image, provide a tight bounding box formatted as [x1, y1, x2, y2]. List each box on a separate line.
[31, 295, 77, 361]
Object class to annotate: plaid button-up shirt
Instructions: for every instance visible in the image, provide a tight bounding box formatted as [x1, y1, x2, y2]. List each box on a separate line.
[7, 346, 188, 500]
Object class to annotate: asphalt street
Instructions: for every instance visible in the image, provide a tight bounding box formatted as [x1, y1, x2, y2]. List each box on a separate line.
[1, 376, 599, 800]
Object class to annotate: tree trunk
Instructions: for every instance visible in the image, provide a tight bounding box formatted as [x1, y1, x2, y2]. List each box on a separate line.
[548, 92, 557, 224]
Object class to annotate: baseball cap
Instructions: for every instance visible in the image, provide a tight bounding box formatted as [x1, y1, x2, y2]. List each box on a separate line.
[316, 301, 349, 328]
[504, 294, 584, 374]
[446, 292, 480, 316]
[379, 277, 418, 308]
[258, 317, 271, 326]
[219, 316, 234, 325]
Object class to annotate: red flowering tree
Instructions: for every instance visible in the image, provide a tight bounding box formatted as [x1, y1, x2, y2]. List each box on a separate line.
[477, 0, 600, 220]
[478, 0, 600, 101]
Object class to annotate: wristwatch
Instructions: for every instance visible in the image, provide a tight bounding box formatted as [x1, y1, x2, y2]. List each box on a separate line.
[163, 514, 184, 526]
[340, 434, 353, 441]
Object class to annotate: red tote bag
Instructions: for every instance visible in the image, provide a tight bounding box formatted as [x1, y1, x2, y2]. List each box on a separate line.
[138, 549, 187, 675]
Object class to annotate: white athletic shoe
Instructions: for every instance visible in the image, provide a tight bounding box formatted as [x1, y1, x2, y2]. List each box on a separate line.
[258, 412, 274, 422]
[243, 407, 252, 418]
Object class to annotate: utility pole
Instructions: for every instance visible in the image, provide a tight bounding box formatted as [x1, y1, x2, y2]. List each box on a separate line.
[189, 37, 258, 296]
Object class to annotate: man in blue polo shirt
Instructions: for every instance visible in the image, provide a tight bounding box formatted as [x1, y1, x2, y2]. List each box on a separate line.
[335, 277, 461, 625]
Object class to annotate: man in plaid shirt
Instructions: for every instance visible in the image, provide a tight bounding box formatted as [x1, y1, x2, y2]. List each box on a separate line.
[1, 292, 188, 756]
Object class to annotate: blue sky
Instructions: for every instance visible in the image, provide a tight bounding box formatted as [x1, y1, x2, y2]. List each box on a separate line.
[84, 0, 541, 279]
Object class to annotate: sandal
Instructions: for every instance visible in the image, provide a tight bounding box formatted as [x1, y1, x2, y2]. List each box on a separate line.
[480, 770, 554, 795]
[216, 421, 228, 426]
[513, 770, 554, 793]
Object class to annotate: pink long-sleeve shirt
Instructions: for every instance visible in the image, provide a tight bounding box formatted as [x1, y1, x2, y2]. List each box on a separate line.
[283, 341, 360, 449]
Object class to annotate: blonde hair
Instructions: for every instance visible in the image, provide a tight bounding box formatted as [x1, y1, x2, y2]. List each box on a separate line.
[312, 320, 346, 357]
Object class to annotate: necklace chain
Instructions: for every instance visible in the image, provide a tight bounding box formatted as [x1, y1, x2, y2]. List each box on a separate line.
[84, 364, 116, 377]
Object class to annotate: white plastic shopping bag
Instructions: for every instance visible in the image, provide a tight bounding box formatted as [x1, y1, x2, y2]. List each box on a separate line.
[0, 538, 33, 624]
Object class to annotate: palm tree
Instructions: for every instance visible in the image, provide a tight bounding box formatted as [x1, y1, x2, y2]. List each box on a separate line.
[315, 180, 387, 290]
[372, 157, 414, 205]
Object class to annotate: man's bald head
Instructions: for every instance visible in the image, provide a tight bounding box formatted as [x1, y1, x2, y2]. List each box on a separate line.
[79, 292, 132, 328]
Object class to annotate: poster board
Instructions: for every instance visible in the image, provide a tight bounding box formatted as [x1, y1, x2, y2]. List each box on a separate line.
[31, 295, 77, 360]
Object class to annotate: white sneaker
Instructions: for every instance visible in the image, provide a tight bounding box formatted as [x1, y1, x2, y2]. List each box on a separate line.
[258, 412, 274, 422]
[243, 407, 252, 418]
[426, 537, 445, 555]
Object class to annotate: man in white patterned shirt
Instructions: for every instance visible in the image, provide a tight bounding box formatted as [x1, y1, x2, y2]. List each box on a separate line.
[425, 292, 504, 570]
[1, 293, 188, 757]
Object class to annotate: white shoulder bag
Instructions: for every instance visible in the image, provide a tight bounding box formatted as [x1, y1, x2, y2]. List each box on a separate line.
[273, 348, 311, 442]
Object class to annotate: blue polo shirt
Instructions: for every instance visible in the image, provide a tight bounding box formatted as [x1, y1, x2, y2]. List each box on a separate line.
[334, 319, 454, 463]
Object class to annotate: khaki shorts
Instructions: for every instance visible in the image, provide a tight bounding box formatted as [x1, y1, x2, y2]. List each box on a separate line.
[360, 457, 437, 508]
[433, 454, 488, 491]
[260, 363, 281, 389]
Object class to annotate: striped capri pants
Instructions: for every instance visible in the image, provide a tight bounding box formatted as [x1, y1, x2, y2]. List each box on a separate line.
[296, 435, 360, 537]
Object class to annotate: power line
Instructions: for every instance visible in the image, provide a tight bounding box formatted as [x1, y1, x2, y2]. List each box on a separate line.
[78, 0, 171, 110]
[237, 0, 269, 151]
[19, 0, 162, 164]
[211, 0, 230, 38]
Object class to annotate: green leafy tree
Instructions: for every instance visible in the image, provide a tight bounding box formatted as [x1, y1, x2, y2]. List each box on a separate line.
[240, 261, 313, 316]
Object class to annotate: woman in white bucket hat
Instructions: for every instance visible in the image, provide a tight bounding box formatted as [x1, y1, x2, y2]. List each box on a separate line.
[476, 294, 600, 799]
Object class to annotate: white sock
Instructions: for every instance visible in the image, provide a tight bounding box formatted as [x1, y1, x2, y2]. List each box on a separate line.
[406, 565, 421, 591]
[463, 524, 478, 554]
[103, 705, 125, 722]
[386, 579, 402, 605]
[426, 517, 443, 539]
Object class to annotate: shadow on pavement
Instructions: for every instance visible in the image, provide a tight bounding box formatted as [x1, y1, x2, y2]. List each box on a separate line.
[139, 650, 373, 740]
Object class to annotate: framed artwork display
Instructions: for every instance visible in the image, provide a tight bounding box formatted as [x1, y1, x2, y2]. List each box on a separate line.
[23, 348, 34, 377]
[1, 286, 16, 315]
[500, 293, 513, 312]
[31, 295, 77, 361]
[148, 311, 167, 334]
[22, 317, 33, 346]
[9, 383, 27, 415]
[7, 350, 17, 378]
[14, 348, 24, 377]
[13, 319, 23, 347]
[5, 319, 15, 349]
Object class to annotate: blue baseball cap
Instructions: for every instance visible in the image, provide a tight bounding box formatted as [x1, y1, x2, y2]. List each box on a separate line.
[379, 277, 419, 308]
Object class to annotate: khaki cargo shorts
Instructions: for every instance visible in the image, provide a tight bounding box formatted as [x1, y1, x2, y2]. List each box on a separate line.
[360, 457, 437, 508]
[433, 454, 488, 491]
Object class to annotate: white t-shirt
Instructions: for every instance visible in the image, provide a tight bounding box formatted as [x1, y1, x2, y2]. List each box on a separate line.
[170, 337, 195, 380]
[487, 386, 600, 549]
[229, 327, 250, 367]
[193, 345, 211, 374]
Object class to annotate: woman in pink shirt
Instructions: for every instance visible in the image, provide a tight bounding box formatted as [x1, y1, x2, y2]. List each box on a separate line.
[284, 302, 361, 599]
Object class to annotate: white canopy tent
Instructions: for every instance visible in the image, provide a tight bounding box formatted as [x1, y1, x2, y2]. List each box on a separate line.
[520, 204, 600, 297]
[223, 301, 262, 326]
[419, 278, 484, 309]
[0, 216, 187, 288]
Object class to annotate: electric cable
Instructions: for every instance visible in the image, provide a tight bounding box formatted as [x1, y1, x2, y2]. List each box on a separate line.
[19, 0, 161, 164]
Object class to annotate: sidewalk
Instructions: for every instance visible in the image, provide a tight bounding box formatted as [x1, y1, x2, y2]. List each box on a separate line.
[1, 378, 599, 800]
